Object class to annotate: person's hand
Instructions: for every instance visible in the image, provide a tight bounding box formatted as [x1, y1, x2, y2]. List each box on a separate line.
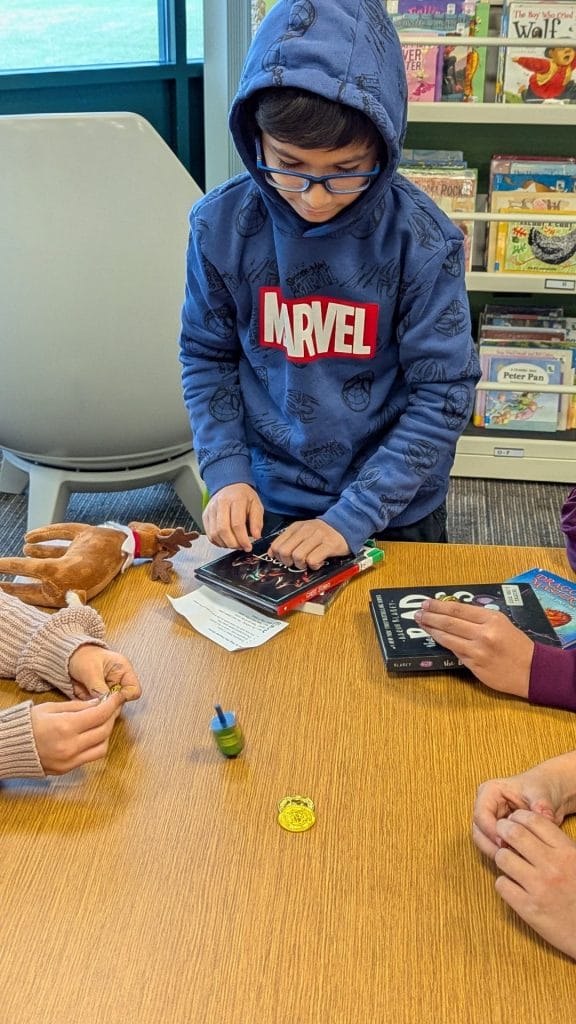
[203, 484, 264, 551]
[414, 598, 534, 699]
[473, 751, 576, 857]
[473, 770, 566, 859]
[69, 645, 142, 702]
[30, 691, 125, 776]
[492, 809, 576, 960]
[268, 520, 349, 570]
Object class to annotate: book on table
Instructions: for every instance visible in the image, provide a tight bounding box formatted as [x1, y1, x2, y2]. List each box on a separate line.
[369, 581, 560, 672]
[195, 536, 383, 616]
[507, 568, 576, 649]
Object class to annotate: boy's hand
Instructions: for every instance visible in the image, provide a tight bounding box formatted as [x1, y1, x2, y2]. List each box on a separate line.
[414, 598, 534, 699]
[268, 520, 349, 570]
[31, 691, 125, 776]
[492, 809, 576, 960]
[69, 645, 142, 703]
[203, 484, 264, 551]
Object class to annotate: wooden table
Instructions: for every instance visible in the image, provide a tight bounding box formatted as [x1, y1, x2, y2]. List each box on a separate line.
[1, 540, 576, 1024]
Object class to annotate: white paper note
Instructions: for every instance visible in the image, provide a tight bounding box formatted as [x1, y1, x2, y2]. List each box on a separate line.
[167, 585, 288, 651]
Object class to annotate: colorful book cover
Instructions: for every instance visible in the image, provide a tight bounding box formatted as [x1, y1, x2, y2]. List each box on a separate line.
[499, 2, 576, 104]
[402, 38, 442, 100]
[483, 353, 565, 431]
[466, 0, 490, 102]
[479, 344, 572, 429]
[507, 568, 576, 647]
[488, 191, 576, 272]
[369, 582, 560, 672]
[492, 172, 576, 193]
[401, 166, 477, 268]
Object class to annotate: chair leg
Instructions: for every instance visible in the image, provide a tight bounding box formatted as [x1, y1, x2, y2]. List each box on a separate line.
[172, 462, 205, 530]
[0, 453, 29, 495]
[26, 466, 71, 531]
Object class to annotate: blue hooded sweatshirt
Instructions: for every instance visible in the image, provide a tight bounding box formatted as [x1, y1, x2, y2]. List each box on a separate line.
[180, 0, 480, 553]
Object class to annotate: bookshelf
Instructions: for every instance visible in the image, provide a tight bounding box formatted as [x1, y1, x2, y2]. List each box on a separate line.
[404, 98, 576, 484]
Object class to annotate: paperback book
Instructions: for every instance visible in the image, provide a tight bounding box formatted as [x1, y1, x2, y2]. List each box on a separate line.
[195, 537, 383, 616]
[401, 166, 477, 269]
[483, 358, 564, 431]
[369, 582, 560, 672]
[507, 567, 576, 648]
[296, 579, 350, 616]
[402, 37, 443, 100]
[487, 191, 576, 273]
[498, 1, 576, 104]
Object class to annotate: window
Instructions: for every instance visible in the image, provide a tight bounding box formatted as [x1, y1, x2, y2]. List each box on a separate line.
[0, 1, 204, 73]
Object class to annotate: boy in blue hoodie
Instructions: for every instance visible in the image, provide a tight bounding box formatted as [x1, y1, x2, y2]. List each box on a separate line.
[180, 0, 480, 570]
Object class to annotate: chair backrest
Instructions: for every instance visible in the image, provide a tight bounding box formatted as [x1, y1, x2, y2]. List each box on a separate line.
[0, 112, 203, 469]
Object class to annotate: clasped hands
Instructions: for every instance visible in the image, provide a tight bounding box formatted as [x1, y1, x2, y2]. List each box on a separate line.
[202, 482, 349, 568]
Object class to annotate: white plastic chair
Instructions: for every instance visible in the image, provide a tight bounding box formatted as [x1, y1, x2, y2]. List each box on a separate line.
[0, 112, 204, 530]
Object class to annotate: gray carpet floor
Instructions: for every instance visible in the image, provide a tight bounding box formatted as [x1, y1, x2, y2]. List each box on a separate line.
[0, 472, 569, 558]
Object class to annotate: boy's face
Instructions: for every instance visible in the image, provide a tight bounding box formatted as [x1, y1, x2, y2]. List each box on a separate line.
[548, 47, 576, 65]
[261, 132, 380, 223]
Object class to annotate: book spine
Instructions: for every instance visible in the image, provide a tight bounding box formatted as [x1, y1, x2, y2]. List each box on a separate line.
[386, 652, 461, 671]
[278, 561, 369, 615]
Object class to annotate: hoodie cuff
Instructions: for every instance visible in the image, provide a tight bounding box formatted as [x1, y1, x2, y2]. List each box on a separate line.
[0, 701, 45, 780]
[17, 605, 107, 699]
[202, 455, 256, 500]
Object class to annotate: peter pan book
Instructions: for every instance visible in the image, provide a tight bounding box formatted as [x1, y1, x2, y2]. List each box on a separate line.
[369, 581, 560, 672]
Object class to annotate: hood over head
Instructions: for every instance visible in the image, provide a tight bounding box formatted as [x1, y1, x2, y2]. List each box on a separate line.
[229, 0, 408, 226]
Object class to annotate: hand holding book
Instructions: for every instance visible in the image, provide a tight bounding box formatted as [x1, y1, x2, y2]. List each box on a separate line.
[414, 597, 534, 697]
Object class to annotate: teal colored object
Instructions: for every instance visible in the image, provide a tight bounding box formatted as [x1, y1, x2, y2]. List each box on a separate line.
[211, 705, 245, 758]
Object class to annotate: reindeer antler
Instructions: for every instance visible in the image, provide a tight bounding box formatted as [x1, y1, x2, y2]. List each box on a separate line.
[149, 527, 199, 582]
[157, 528, 199, 557]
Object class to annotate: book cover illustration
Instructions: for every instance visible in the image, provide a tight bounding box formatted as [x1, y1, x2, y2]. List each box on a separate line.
[369, 582, 560, 672]
[500, 2, 576, 103]
[402, 38, 442, 100]
[475, 339, 569, 428]
[508, 568, 576, 648]
[488, 191, 576, 272]
[483, 352, 565, 431]
[195, 537, 380, 616]
[473, 345, 571, 429]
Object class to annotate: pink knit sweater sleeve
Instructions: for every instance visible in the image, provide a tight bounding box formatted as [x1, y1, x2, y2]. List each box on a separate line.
[0, 592, 107, 780]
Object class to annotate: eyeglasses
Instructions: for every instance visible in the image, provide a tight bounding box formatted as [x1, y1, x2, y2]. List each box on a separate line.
[255, 138, 380, 195]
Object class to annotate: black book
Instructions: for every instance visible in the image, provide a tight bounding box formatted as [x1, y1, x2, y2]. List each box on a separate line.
[369, 582, 561, 673]
[195, 536, 383, 616]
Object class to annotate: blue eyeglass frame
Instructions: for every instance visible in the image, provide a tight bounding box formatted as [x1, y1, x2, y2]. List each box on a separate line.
[255, 137, 380, 195]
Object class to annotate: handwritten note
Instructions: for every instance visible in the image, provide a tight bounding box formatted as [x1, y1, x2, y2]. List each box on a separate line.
[167, 586, 288, 651]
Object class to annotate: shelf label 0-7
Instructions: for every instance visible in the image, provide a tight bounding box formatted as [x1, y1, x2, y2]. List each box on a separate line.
[493, 448, 524, 458]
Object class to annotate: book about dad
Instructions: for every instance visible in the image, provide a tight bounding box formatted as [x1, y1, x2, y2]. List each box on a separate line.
[195, 537, 382, 616]
[369, 582, 560, 672]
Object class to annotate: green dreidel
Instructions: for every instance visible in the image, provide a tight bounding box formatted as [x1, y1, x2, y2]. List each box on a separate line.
[211, 704, 245, 758]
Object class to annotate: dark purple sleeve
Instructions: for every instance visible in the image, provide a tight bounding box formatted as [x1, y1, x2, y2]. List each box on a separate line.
[560, 488, 576, 573]
[529, 642, 576, 712]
